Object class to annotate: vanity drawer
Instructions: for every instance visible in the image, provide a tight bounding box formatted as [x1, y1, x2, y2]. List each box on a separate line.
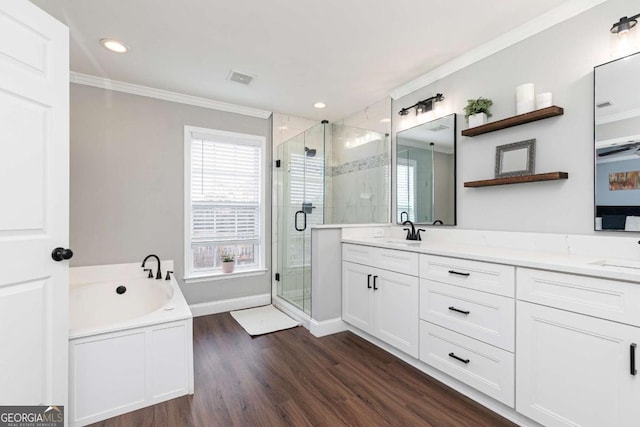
[375, 247, 418, 276]
[420, 280, 514, 351]
[419, 321, 514, 408]
[517, 268, 640, 327]
[419, 255, 515, 297]
[343, 243, 418, 276]
[342, 243, 374, 265]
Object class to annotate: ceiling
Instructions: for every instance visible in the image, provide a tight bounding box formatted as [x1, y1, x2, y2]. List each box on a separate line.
[32, 0, 571, 121]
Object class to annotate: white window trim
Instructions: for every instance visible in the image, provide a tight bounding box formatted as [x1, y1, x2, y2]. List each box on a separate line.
[183, 125, 266, 281]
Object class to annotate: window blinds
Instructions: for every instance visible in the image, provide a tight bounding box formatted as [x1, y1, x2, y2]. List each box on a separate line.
[397, 161, 415, 222]
[190, 136, 261, 245]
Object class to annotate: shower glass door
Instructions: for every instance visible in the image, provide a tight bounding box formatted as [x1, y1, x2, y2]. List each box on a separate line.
[276, 124, 325, 315]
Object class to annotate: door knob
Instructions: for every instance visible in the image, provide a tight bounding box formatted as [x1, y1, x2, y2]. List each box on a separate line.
[51, 247, 73, 261]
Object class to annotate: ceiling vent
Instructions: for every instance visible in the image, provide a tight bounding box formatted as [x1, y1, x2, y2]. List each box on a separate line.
[227, 70, 255, 85]
[596, 100, 615, 109]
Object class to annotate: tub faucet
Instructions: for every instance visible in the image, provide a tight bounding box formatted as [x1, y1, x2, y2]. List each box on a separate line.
[141, 254, 162, 279]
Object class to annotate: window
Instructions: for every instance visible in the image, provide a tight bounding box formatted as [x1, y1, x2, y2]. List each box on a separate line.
[397, 158, 416, 222]
[184, 126, 265, 279]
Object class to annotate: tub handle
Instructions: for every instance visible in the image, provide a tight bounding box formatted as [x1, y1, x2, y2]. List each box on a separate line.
[165, 271, 173, 280]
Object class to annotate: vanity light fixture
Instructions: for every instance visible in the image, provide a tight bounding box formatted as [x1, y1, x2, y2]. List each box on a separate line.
[611, 13, 640, 35]
[610, 13, 640, 55]
[100, 38, 129, 53]
[398, 93, 444, 116]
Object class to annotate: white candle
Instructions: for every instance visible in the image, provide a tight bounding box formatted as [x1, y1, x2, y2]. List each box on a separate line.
[516, 83, 535, 114]
[536, 92, 553, 109]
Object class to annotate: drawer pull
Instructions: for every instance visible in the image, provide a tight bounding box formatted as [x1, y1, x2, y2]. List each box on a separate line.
[448, 270, 470, 277]
[367, 274, 372, 289]
[373, 275, 378, 291]
[448, 306, 470, 315]
[631, 343, 637, 376]
[448, 352, 470, 364]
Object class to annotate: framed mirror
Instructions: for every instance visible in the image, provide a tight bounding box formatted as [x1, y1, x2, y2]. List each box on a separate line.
[395, 113, 456, 225]
[594, 51, 640, 231]
[495, 139, 535, 178]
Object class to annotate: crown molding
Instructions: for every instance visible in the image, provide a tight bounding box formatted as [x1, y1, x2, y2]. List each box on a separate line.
[70, 72, 272, 119]
[390, 0, 608, 100]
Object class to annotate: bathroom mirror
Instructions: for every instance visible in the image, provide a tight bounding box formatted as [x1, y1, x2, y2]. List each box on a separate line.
[594, 51, 640, 231]
[396, 113, 456, 225]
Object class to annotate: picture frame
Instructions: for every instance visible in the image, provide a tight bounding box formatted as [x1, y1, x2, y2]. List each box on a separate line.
[495, 139, 536, 178]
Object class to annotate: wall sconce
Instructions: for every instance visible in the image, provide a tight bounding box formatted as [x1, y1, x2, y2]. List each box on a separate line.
[611, 14, 639, 35]
[610, 13, 640, 56]
[399, 93, 444, 116]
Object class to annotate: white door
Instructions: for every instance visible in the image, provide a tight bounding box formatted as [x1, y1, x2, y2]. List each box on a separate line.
[341, 261, 374, 334]
[517, 301, 640, 427]
[374, 269, 419, 357]
[0, 0, 69, 407]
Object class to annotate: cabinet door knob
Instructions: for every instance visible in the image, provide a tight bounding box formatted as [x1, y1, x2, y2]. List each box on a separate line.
[631, 343, 637, 376]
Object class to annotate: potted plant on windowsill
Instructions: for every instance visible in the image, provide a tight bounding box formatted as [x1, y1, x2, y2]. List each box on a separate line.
[464, 97, 493, 128]
[221, 254, 235, 274]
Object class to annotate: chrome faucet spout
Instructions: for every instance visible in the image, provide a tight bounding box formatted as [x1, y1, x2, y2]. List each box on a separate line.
[141, 254, 162, 279]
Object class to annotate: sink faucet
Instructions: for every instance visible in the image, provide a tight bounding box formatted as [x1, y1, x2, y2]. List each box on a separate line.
[141, 254, 162, 279]
[402, 220, 425, 241]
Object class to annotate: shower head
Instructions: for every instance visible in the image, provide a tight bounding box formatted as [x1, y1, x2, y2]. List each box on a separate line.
[305, 147, 317, 157]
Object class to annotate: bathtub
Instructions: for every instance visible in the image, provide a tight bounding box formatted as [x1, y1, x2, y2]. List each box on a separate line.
[68, 261, 194, 427]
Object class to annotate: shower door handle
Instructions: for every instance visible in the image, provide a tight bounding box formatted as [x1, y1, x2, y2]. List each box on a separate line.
[294, 210, 307, 231]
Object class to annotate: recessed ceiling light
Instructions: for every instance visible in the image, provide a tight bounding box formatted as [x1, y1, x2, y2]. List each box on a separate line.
[100, 38, 129, 53]
[313, 102, 326, 109]
[278, 125, 289, 130]
[380, 118, 391, 123]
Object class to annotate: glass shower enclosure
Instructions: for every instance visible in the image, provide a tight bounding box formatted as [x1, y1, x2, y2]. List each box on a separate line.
[275, 123, 326, 315]
[275, 120, 389, 316]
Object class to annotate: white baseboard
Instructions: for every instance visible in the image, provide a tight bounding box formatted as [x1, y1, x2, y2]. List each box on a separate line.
[272, 297, 311, 329]
[189, 293, 271, 317]
[309, 317, 347, 337]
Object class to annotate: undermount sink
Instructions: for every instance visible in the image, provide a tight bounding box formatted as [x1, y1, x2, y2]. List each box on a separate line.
[588, 258, 640, 273]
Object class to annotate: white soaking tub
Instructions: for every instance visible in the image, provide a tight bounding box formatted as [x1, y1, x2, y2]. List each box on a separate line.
[68, 261, 193, 427]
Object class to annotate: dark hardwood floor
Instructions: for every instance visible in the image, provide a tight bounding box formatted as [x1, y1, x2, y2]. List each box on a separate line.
[89, 313, 517, 427]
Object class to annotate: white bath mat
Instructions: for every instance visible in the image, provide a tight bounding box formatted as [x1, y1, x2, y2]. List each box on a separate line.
[230, 305, 300, 336]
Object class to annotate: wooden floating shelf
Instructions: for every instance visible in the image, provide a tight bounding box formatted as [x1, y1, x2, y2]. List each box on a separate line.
[461, 106, 564, 137]
[464, 172, 569, 188]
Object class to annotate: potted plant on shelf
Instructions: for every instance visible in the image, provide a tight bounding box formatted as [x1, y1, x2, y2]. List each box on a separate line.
[221, 254, 235, 274]
[464, 97, 493, 128]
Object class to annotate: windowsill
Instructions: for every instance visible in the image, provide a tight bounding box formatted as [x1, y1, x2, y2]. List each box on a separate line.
[183, 268, 268, 284]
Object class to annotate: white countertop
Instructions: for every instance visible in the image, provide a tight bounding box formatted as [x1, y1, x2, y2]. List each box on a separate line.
[342, 237, 640, 284]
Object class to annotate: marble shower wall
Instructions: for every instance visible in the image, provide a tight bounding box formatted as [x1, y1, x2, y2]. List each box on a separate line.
[327, 97, 392, 224]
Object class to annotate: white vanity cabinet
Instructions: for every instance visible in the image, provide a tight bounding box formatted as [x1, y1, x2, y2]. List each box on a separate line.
[342, 244, 419, 358]
[418, 254, 516, 407]
[516, 268, 640, 427]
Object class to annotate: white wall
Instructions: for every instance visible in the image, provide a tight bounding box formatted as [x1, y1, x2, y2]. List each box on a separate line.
[392, 0, 639, 235]
[70, 84, 272, 305]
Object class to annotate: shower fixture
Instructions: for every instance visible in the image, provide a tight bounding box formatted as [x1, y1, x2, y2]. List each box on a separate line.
[305, 147, 317, 157]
